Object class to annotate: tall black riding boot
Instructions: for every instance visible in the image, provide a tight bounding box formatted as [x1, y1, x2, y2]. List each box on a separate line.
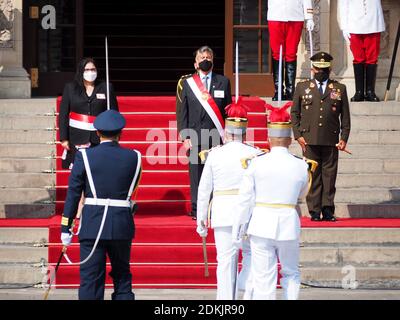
[285, 61, 297, 101]
[272, 58, 284, 101]
[351, 63, 365, 102]
[365, 64, 380, 102]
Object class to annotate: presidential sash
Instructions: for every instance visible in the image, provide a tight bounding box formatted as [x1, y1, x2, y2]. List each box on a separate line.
[186, 74, 225, 139]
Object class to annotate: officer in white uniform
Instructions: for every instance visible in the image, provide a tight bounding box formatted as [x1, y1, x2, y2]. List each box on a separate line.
[338, 0, 385, 102]
[233, 107, 310, 300]
[196, 102, 263, 300]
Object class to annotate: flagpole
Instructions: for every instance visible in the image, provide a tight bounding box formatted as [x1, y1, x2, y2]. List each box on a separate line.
[235, 41, 239, 103]
[105, 36, 110, 110]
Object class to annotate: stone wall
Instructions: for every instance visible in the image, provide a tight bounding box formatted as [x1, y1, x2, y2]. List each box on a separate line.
[0, 0, 30, 99]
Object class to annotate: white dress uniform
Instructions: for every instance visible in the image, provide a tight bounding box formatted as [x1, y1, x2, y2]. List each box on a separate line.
[235, 147, 308, 300]
[338, 0, 385, 34]
[197, 141, 260, 300]
[267, 0, 313, 21]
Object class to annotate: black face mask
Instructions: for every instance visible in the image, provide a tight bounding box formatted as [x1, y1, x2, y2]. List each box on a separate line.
[198, 59, 213, 72]
[314, 69, 330, 83]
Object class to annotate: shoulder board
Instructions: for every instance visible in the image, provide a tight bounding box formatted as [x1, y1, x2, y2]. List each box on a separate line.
[292, 154, 319, 173]
[198, 145, 221, 163]
[300, 79, 311, 83]
[176, 74, 193, 101]
[178, 74, 192, 85]
[240, 150, 268, 169]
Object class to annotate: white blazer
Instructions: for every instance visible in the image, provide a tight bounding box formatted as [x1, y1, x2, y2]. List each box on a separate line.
[267, 0, 313, 22]
[338, 0, 385, 34]
[235, 147, 309, 241]
[197, 141, 260, 228]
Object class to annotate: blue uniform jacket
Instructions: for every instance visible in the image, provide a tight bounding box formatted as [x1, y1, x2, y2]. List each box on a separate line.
[62, 141, 141, 241]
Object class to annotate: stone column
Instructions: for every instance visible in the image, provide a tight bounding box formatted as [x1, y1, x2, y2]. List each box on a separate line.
[0, 0, 30, 98]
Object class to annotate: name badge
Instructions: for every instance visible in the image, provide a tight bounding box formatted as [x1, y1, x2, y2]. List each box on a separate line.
[214, 90, 225, 98]
[96, 93, 106, 99]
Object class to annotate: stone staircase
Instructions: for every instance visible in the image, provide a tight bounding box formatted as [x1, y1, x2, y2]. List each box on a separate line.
[0, 98, 400, 291]
[0, 99, 56, 218]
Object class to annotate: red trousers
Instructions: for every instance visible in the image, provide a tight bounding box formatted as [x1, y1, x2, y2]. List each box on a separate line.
[350, 32, 381, 65]
[268, 21, 304, 62]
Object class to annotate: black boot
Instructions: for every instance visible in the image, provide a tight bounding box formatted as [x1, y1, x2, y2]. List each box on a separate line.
[365, 64, 380, 102]
[272, 58, 284, 101]
[322, 206, 336, 222]
[351, 63, 365, 102]
[285, 61, 297, 101]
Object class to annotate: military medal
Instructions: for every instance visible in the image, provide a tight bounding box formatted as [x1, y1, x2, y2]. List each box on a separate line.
[305, 106, 309, 110]
[310, 82, 315, 88]
[328, 83, 334, 89]
[305, 88, 311, 94]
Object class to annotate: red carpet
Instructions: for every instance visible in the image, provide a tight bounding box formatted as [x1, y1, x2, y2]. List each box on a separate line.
[3, 96, 398, 289]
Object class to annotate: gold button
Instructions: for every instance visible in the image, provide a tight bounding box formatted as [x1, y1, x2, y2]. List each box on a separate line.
[320, 115, 323, 118]
[321, 100, 323, 103]
[319, 123, 322, 127]
[320, 108, 323, 111]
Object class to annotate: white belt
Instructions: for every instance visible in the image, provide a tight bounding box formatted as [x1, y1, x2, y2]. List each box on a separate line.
[84, 198, 132, 208]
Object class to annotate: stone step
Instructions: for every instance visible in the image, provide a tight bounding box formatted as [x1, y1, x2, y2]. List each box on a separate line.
[0, 228, 48, 244]
[0, 116, 55, 130]
[351, 116, 400, 131]
[0, 203, 55, 219]
[338, 159, 400, 174]
[301, 266, 400, 289]
[300, 228, 400, 245]
[0, 173, 55, 188]
[0, 246, 47, 263]
[0, 99, 56, 116]
[336, 174, 400, 188]
[0, 264, 45, 285]
[0, 158, 55, 173]
[0, 188, 55, 203]
[348, 101, 400, 116]
[298, 203, 400, 218]
[300, 246, 400, 267]
[347, 131, 400, 145]
[320, 188, 399, 203]
[0, 144, 54, 158]
[0, 130, 54, 144]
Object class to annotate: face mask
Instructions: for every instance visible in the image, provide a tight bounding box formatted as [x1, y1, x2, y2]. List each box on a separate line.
[198, 59, 213, 72]
[83, 71, 97, 82]
[314, 69, 329, 83]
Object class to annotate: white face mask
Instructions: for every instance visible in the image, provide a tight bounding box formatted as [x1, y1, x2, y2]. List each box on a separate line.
[83, 71, 97, 82]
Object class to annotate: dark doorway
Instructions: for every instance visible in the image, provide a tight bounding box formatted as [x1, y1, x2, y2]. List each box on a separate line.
[24, 0, 225, 96]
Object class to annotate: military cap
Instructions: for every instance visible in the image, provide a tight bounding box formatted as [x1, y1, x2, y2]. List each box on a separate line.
[265, 101, 292, 138]
[224, 97, 249, 135]
[94, 109, 126, 132]
[310, 52, 333, 68]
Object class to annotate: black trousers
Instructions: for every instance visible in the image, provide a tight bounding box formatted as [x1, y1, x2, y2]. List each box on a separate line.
[79, 239, 135, 300]
[188, 147, 204, 215]
[304, 145, 339, 215]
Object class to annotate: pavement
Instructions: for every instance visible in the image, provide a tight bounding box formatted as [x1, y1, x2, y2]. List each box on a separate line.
[0, 287, 399, 300]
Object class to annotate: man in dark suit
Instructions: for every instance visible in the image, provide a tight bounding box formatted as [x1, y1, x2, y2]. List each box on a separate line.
[60, 110, 142, 300]
[291, 52, 351, 221]
[177, 46, 232, 220]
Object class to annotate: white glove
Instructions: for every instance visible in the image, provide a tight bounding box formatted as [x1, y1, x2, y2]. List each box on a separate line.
[61, 232, 72, 246]
[196, 224, 208, 238]
[342, 30, 351, 43]
[306, 19, 314, 32]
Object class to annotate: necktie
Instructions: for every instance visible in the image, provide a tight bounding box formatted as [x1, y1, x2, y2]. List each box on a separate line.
[319, 82, 324, 95]
[203, 76, 208, 92]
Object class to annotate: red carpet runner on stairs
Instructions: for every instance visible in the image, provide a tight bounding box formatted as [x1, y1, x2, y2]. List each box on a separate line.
[44, 96, 400, 289]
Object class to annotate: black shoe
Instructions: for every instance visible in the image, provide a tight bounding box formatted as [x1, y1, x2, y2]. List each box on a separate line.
[351, 63, 365, 102]
[310, 212, 321, 221]
[365, 64, 380, 102]
[322, 215, 337, 222]
[192, 216, 197, 221]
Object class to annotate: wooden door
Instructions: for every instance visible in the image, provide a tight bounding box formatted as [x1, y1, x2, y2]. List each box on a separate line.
[225, 0, 274, 97]
[23, 0, 83, 96]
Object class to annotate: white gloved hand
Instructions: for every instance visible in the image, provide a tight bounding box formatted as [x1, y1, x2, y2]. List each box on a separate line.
[61, 232, 72, 246]
[306, 19, 314, 32]
[196, 224, 208, 238]
[342, 30, 351, 43]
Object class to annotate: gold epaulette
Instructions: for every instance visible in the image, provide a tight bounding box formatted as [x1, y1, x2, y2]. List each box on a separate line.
[176, 74, 192, 103]
[241, 150, 268, 169]
[305, 157, 318, 173]
[199, 145, 221, 163]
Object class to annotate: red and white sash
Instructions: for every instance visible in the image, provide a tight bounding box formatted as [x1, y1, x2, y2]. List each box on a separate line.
[186, 74, 225, 139]
[69, 112, 96, 131]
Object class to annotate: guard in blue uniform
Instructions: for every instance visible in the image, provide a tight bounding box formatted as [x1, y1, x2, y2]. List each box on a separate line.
[60, 110, 142, 300]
